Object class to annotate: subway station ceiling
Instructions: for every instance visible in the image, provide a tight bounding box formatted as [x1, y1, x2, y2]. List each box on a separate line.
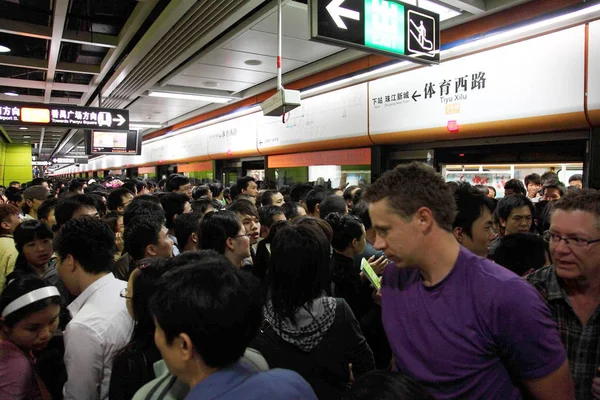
[0, 0, 534, 161]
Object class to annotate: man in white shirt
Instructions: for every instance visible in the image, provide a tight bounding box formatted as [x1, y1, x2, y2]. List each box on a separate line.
[55, 216, 133, 400]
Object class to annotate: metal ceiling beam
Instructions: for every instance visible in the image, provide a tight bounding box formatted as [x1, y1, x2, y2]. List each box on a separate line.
[55, 0, 160, 159]
[98, 0, 198, 105]
[0, 78, 88, 92]
[45, 0, 69, 103]
[0, 56, 99, 75]
[0, 94, 81, 104]
[436, 0, 486, 14]
[0, 18, 118, 48]
[81, 0, 159, 107]
[62, 31, 118, 49]
[55, 62, 101, 75]
[0, 18, 51, 40]
[0, 55, 47, 70]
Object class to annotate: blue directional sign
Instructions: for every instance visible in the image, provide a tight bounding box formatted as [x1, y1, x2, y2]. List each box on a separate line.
[309, 0, 440, 65]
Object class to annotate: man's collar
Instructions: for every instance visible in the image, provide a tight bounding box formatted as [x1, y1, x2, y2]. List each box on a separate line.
[67, 273, 115, 318]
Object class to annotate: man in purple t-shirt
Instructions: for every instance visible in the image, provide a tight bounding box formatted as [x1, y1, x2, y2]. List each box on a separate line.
[364, 162, 574, 400]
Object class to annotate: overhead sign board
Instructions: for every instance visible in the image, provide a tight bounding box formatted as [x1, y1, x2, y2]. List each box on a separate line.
[309, 0, 439, 64]
[52, 157, 88, 164]
[0, 100, 129, 130]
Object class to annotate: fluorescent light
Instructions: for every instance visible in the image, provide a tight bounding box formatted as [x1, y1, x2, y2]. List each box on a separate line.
[149, 91, 232, 103]
[446, 2, 600, 55]
[142, 105, 262, 145]
[129, 123, 164, 129]
[4, 92, 18, 96]
[19, 127, 28, 130]
[23, 136, 30, 138]
[0, 45, 10, 53]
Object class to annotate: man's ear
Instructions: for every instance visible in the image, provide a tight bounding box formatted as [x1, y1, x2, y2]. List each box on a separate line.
[179, 333, 195, 361]
[225, 237, 236, 252]
[146, 244, 158, 257]
[65, 254, 78, 273]
[117, 206, 125, 213]
[191, 232, 199, 244]
[173, 214, 179, 221]
[453, 227, 464, 243]
[499, 218, 507, 228]
[0, 221, 11, 232]
[415, 207, 434, 232]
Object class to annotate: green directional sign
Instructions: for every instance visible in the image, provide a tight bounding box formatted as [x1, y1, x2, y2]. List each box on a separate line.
[364, 0, 405, 55]
[309, 0, 440, 65]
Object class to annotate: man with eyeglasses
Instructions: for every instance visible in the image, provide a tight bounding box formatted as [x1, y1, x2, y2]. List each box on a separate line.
[527, 189, 600, 400]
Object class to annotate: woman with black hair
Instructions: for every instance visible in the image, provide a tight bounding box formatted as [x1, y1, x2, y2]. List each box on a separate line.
[251, 223, 375, 399]
[198, 211, 251, 268]
[109, 258, 171, 400]
[0, 274, 61, 399]
[12, 220, 69, 306]
[326, 213, 392, 370]
[254, 219, 288, 280]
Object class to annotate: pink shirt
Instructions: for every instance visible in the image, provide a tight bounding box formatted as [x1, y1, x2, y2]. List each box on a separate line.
[0, 340, 45, 399]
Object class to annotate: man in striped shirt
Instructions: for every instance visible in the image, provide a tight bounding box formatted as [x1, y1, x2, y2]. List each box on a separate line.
[527, 189, 600, 400]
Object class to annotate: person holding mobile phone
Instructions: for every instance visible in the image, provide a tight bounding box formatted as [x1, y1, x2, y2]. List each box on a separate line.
[325, 212, 391, 369]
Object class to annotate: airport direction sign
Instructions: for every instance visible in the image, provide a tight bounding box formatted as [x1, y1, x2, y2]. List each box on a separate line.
[310, 0, 440, 65]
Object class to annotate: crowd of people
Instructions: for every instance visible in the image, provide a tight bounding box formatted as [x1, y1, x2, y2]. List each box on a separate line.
[0, 165, 597, 400]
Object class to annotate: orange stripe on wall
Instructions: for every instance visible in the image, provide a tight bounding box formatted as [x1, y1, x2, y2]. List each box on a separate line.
[370, 112, 588, 145]
[177, 161, 213, 173]
[268, 148, 371, 168]
[208, 149, 262, 160]
[589, 110, 600, 126]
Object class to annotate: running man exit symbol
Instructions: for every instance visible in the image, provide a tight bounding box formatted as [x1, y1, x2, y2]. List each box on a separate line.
[407, 9, 436, 57]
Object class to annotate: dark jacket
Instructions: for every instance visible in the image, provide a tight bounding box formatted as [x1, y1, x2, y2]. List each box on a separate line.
[331, 251, 391, 369]
[109, 343, 162, 400]
[250, 298, 375, 400]
[113, 253, 134, 281]
[331, 252, 375, 321]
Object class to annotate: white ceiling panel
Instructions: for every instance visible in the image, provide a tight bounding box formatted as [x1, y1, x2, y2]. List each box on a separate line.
[127, 97, 211, 123]
[195, 49, 306, 74]
[223, 30, 343, 63]
[251, 2, 311, 40]
[168, 75, 252, 93]
[181, 63, 276, 83]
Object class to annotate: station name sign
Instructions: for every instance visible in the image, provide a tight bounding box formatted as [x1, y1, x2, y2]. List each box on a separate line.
[309, 0, 440, 65]
[0, 100, 129, 131]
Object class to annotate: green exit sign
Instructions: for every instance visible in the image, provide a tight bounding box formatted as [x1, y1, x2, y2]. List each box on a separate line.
[310, 0, 440, 65]
[364, 0, 405, 55]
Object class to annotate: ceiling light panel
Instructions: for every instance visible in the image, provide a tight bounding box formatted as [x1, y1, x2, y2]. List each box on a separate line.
[149, 91, 232, 103]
